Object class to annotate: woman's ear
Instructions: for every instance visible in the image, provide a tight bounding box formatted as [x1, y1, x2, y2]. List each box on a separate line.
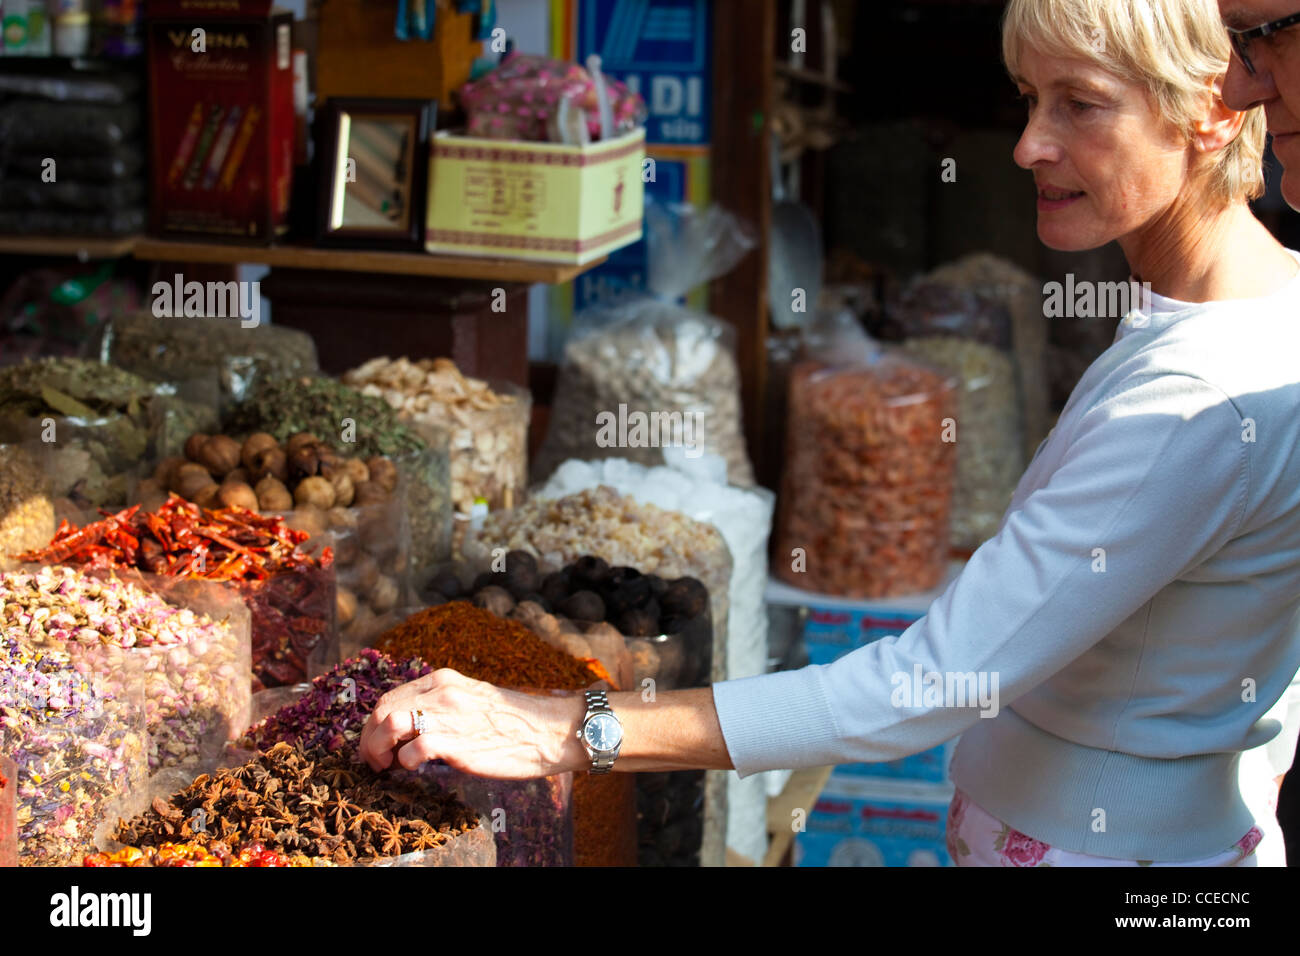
[1193, 80, 1247, 153]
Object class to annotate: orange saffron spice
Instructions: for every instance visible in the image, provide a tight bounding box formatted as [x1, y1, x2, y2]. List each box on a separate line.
[375, 601, 605, 690]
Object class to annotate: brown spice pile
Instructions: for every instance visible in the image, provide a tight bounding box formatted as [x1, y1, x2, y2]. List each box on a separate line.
[114, 742, 478, 865]
[375, 601, 602, 690]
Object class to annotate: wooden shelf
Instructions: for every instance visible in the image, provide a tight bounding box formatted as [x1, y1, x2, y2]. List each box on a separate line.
[132, 238, 604, 284]
[0, 234, 139, 260]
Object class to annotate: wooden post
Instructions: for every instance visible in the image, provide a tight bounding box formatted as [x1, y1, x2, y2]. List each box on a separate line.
[710, 0, 775, 488]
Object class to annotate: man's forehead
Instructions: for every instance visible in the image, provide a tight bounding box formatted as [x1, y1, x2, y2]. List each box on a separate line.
[1219, 1, 1293, 30]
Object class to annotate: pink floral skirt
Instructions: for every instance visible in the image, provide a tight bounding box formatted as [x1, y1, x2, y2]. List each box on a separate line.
[945, 788, 1265, 867]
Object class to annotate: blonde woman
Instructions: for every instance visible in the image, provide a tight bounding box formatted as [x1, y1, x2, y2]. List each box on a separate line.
[361, 0, 1300, 867]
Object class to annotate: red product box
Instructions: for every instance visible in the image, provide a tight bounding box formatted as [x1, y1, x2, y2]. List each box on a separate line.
[147, 0, 294, 242]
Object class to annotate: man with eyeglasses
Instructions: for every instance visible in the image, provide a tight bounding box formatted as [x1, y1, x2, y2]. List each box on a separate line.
[1222, 2, 1300, 210]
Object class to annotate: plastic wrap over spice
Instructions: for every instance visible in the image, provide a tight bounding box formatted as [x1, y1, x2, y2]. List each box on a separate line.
[0, 634, 148, 866]
[774, 349, 957, 598]
[462, 487, 732, 682]
[0, 753, 16, 867]
[901, 337, 1023, 550]
[98, 312, 320, 411]
[2, 566, 251, 772]
[111, 741, 492, 866]
[532, 200, 757, 486]
[282, 497, 413, 657]
[0, 358, 217, 514]
[0, 443, 54, 571]
[374, 602, 619, 866]
[240, 649, 432, 758]
[17, 496, 337, 691]
[343, 357, 530, 517]
[223, 376, 453, 572]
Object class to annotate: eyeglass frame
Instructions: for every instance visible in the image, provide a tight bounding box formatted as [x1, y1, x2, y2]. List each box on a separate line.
[1228, 10, 1300, 75]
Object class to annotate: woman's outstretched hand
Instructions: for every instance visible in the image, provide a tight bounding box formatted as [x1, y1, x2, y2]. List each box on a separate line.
[358, 669, 586, 779]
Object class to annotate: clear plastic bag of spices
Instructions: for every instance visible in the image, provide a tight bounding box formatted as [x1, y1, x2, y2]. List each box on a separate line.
[773, 315, 958, 598]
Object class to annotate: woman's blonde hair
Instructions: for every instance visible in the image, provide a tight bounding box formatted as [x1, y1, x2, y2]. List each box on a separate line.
[1002, 0, 1266, 204]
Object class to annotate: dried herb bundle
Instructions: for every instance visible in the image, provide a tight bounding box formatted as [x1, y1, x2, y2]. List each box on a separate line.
[225, 377, 425, 459]
[114, 741, 478, 865]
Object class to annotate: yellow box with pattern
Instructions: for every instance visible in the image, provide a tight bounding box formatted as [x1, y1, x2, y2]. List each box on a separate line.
[426, 128, 645, 265]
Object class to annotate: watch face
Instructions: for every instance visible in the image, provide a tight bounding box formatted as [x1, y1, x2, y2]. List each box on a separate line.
[583, 713, 622, 752]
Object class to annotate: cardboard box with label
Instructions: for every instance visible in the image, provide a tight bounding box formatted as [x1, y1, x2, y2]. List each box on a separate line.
[425, 127, 645, 264]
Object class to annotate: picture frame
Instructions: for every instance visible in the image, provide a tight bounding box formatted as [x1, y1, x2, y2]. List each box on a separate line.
[315, 97, 436, 251]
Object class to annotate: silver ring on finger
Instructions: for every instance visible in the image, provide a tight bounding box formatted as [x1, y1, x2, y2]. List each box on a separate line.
[412, 709, 431, 735]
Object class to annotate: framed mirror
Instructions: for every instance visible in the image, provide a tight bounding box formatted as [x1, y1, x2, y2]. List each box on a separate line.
[317, 97, 436, 250]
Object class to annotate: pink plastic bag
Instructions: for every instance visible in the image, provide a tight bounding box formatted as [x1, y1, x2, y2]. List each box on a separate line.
[458, 53, 645, 143]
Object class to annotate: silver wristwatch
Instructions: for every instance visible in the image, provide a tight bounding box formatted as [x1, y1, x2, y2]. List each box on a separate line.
[576, 689, 623, 774]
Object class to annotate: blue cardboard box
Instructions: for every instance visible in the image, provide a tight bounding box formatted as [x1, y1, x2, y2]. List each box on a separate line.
[796, 777, 954, 867]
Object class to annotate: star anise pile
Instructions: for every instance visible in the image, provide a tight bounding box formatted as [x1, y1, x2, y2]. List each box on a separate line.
[114, 742, 478, 865]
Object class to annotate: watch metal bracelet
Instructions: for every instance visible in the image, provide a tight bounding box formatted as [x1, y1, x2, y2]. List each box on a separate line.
[584, 689, 618, 774]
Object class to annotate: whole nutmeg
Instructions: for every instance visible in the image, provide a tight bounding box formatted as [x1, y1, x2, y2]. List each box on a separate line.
[473, 585, 515, 617]
[510, 600, 550, 631]
[342, 458, 370, 487]
[174, 462, 216, 499]
[153, 456, 187, 489]
[317, 448, 346, 479]
[327, 471, 355, 508]
[327, 507, 359, 530]
[285, 503, 327, 540]
[556, 633, 594, 661]
[617, 607, 660, 637]
[294, 475, 336, 510]
[353, 553, 380, 591]
[192, 483, 222, 509]
[288, 444, 320, 480]
[217, 481, 259, 512]
[558, 590, 605, 622]
[351, 481, 389, 507]
[198, 435, 242, 477]
[240, 433, 279, 472]
[369, 575, 400, 613]
[183, 433, 210, 461]
[365, 456, 398, 492]
[251, 447, 288, 483]
[661, 577, 709, 620]
[225, 467, 250, 486]
[518, 592, 551, 613]
[332, 528, 360, 566]
[540, 571, 571, 606]
[428, 570, 464, 600]
[336, 586, 358, 627]
[285, 432, 319, 455]
[254, 475, 293, 512]
[569, 555, 611, 591]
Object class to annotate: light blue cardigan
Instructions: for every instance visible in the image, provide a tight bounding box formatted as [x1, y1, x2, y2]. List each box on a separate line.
[713, 257, 1300, 861]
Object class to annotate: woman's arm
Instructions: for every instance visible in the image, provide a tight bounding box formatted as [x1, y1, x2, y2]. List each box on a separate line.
[361, 371, 1252, 778]
[358, 672, 732, 776]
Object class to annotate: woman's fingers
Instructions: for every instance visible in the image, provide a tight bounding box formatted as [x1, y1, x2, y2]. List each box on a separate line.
[359, 670, 479, 771]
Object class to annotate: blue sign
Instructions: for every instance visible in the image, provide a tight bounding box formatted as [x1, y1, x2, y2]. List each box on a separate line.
[576, 0, 712, 147]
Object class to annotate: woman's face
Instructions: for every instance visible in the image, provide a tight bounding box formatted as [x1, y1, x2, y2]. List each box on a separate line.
[1012, 45, 1193, 251]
